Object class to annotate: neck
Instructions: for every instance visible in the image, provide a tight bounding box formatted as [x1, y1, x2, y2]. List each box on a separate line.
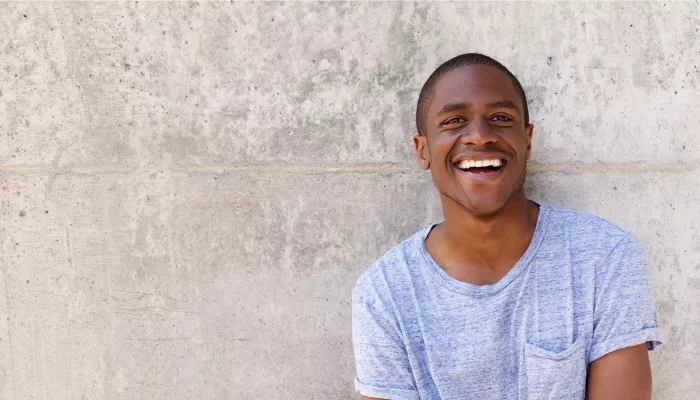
[433, 190, 538, 269]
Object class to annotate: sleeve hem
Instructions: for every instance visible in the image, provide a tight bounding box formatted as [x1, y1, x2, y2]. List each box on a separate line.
[588, 327, 663, 363]
[354, 377, 419, 400]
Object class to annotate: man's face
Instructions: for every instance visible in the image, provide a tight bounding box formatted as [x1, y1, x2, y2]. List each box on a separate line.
[413, 64, 534, 217]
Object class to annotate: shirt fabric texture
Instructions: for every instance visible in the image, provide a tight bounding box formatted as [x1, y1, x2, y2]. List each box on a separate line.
[352, 202, 662, 400]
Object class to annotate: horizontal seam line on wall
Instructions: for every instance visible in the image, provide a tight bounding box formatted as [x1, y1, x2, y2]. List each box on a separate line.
[0, 162, 695, 175]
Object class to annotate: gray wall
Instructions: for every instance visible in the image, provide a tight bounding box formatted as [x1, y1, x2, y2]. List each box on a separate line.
[1, 2, 698, 399]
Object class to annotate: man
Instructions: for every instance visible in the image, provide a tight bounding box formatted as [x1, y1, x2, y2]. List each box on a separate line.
[351, 53, 662, 400]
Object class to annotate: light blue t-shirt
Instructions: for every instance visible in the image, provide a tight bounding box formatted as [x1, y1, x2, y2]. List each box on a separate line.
[352, 202, 662, 399]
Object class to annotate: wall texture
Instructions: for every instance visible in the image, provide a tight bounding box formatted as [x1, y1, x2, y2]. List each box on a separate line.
[1, 2, 699, 399]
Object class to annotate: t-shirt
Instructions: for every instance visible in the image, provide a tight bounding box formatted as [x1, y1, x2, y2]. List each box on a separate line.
[352, 202, 662, 400]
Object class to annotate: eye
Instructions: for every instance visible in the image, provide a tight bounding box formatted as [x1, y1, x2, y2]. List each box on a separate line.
[443, 116, 467, 125]
[491, 115, 512, 122]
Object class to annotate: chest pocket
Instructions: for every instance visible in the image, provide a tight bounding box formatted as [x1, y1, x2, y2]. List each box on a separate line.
[524, 337, 587, 399]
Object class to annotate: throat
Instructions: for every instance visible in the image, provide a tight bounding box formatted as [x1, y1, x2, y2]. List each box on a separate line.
[425, 224, 523, 286]
[425, 201, 540, 286]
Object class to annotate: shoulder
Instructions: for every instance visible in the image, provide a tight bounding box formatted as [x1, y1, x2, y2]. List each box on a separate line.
[544, 203, 635, 254]
[546, 203, 628, 239]
[540, 204, 652, 290]
[352, 227, 429, 307]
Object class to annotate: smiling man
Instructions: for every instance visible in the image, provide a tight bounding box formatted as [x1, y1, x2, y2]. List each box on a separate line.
[352, 53, 662, 399]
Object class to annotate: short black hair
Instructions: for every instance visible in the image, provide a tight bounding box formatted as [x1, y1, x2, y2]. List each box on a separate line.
[415, 53, 529, 136]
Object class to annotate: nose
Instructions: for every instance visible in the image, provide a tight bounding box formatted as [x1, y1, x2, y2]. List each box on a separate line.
[460, 116, 498, 147]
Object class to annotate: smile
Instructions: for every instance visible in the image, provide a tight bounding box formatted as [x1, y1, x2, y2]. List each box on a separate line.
[456, 158, 504, 171]
[453, 158, 506, 180]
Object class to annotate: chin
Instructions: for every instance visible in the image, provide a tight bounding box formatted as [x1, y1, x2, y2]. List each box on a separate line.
[438, 174, 527, 218]
[464, 198, 510, 218]
[441, 189, 511, 218]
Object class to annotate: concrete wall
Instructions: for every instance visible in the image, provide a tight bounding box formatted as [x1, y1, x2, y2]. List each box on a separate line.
[1, 2, 698, 399]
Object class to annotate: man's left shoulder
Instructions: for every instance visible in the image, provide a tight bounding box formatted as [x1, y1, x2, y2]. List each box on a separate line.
[544, 203, 638, 256]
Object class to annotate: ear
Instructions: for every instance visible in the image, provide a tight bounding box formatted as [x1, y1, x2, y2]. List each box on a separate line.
[525, 124, 534, 161]
[413, 135, 431, 170]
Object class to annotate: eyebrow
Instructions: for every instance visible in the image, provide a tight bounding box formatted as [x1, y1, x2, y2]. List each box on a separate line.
[437, 100, 520, 114]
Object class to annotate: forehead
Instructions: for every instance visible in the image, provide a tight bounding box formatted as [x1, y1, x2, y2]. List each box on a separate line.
[427, 64, 521, 115]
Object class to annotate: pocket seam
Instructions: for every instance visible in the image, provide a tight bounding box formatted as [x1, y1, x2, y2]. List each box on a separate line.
[524, 336, 585, 361]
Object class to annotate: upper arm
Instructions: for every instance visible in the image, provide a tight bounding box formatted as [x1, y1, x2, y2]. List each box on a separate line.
[586, 234, 661, 399]
[352, 286, 418, 399]
[587, 343, 652, 400]
[588, 234, 662, 363]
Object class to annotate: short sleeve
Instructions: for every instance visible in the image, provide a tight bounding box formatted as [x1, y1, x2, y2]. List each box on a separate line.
[352, 286, 419, 400]
[589, 234, 663, 363]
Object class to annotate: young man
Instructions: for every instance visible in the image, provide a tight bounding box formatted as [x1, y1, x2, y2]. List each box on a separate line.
[352, 53, 662, 400]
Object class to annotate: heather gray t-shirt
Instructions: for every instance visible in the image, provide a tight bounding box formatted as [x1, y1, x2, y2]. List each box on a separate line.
[352, 202, 662, 400]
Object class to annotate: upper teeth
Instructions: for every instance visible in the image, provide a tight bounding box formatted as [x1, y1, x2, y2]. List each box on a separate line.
[458, 159, 503, 170]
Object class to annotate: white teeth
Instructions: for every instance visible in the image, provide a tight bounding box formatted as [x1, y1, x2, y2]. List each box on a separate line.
[457, 159, 504, 170]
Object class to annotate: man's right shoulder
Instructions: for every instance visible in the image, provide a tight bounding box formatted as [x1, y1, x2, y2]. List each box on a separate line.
[352, 229, 428, 306]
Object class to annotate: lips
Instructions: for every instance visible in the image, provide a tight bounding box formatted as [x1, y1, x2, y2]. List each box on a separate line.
[452, 151, 508, 165]
[452, 156, 506, 181]
[456, 158, 503, 171]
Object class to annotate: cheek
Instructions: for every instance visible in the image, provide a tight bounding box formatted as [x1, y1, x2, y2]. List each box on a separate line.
[507, 134, 529, 158]
[428, 146, 455, 183]
[425, 144, 444, 168]
[431, 134, 459, 158]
